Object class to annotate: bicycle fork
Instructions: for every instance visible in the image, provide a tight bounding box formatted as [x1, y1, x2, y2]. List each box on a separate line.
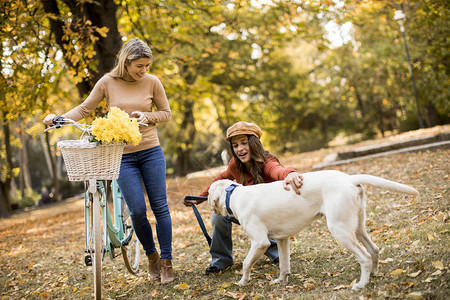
[86, 179, 103, 299]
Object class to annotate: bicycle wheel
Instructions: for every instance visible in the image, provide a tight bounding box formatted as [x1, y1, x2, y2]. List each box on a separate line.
[91, 181, 103, 299]
[121, 198, 141, 274]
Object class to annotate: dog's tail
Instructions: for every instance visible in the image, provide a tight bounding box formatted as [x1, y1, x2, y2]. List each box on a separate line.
[351, 175, 419, 196]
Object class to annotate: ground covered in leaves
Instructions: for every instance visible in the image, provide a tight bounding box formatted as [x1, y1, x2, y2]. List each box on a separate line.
[0, 127, 448, 299]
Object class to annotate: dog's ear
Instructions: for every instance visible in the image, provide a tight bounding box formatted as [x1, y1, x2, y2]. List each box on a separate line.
[207, 181, 221, 212]
[208, 180, 230, 215]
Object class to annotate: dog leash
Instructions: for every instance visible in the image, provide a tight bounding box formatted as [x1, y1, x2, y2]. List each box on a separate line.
[191, 203, 212, 246]
[184, 196, 211, 246]
[184, 184, 238, 247]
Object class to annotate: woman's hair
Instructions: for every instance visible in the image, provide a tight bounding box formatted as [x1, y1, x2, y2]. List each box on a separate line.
[230, 135, 280, 185]
[109, 38, 153, 78]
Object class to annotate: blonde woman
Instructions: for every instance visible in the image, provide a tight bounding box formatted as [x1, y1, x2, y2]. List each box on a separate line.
[44, 38, 175, 284]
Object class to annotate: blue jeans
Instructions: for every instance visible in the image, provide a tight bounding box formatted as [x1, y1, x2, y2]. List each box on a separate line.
[209, 212, 278, 269]
[117, 146, 172, 259]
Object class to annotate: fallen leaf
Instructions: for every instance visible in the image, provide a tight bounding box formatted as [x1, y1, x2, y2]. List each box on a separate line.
[408, 270, 422, 278]
[390, 269, 404, 275]
[221, 282, 232, 288]
[176, 283, 190, 290]
[431, 270, 443, 276]
[406, 292, 423, 299]
[333, 285, 347, 290]
[380, 257, 394, 264]
[224, 291, 248, 300]
[431, 261, 444, 270]
[427, 233, 435, 240]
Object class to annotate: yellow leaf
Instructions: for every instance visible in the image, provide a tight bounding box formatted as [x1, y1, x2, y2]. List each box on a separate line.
[431, 270, 443, 276]
[333, 285, 347, 290]
[390, 269, 404, 275]
[427, 233, 435, 240]
[221, 282, 232, 288]
[72, 287, 78, 292]
[431, 261, 444, 270]
[176, 283, 190, 290]
[406, 292, 423, 299]
[408, 270, 422, 278]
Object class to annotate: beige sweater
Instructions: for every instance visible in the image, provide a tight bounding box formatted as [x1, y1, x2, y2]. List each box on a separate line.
[63, 74, 171, 154]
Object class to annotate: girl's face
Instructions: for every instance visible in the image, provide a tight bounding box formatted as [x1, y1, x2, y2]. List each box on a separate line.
[231, 134, 251, 163]
[125, 57, 151, 81]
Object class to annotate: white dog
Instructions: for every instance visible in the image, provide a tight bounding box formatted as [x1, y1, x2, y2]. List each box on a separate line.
[207, 170, 419, 290]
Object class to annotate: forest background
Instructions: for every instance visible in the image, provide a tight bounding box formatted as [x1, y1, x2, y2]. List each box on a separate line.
[0, 0, 449, 217]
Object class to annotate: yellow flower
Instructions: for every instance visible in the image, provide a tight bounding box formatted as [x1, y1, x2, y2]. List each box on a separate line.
[91, 107, 142, 145]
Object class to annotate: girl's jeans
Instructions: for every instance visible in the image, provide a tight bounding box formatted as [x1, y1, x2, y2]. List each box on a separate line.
[117, 146, 172, 259]
[209, 211, 278, 269]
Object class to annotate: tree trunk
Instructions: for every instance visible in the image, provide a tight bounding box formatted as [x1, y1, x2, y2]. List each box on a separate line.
[43, 131, 61, 202]
[423, 102, 440, 127]
[353, 84, 365, 118]
[0, 183, 9, 218]
[41, 0, 122, 96]
[175, 101, 196, 176]
[0, 122, 13, 216]
[19, 127, 32, 198]
[40, 133, 54, 179]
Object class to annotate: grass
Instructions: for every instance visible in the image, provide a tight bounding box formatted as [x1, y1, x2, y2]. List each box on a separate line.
[0, 143, 448, 299]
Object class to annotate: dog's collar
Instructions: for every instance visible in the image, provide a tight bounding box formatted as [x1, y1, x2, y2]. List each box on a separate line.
[225, 184, 239, 215]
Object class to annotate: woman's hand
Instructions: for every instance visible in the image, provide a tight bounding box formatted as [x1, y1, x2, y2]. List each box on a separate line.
[183, 199, 203, 207]
[131, 111, 149, 124]
[43, 114, 57, 125]
[282, 172, 303, 195]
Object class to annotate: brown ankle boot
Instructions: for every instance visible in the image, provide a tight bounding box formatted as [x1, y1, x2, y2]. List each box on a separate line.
[160, 259, 175, 284]
[147, 252, 161, 280]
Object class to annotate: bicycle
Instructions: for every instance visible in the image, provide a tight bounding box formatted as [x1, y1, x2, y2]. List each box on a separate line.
[45, 118, 141, 300]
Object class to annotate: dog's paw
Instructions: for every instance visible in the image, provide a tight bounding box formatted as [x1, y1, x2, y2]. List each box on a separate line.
[237, 279, 248, 286]
[351, 282, 365, 291]
[272, 278, 281, 284]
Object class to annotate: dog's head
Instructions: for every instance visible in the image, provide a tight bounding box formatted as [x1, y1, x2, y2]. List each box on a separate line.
[207, 179, 237, 216]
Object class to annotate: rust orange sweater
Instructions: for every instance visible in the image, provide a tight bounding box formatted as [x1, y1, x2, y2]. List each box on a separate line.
[200, 157, 295, 197]
[63, 74, 171, 154]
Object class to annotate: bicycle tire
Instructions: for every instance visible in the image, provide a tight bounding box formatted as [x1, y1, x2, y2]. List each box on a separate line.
[121, 198, 141, 274]
[92, 184, 102, 299]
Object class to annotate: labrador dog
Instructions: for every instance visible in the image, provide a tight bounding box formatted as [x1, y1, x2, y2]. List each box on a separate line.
[207, 170, 419, 290]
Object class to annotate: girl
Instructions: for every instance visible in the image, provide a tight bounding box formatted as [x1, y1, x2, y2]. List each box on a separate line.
[185, 121, 303, 274]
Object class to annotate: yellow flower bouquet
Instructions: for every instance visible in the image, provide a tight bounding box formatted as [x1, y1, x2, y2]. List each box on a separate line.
[58, 107, 142, 182]
[91, 107, 142, 146]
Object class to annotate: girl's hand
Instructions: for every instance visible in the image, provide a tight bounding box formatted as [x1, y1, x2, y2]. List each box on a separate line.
[283, 172, 303, 195]
[131, 111, 149, 124]
[43, 114, 57, 125]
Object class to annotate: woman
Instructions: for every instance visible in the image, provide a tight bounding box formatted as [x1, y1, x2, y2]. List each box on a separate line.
[44, 38, 175, 284]
[184, 121, 303, 274]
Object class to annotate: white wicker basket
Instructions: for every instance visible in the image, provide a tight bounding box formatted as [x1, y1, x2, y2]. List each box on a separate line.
[57, 140, 125, 182]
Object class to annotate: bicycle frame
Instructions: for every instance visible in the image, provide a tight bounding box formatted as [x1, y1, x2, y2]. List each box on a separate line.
[84, 180, 135, 260]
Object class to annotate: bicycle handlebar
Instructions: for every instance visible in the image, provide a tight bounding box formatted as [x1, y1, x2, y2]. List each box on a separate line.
[44, 117, 91, 133]
[44, 116, 148, 133]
